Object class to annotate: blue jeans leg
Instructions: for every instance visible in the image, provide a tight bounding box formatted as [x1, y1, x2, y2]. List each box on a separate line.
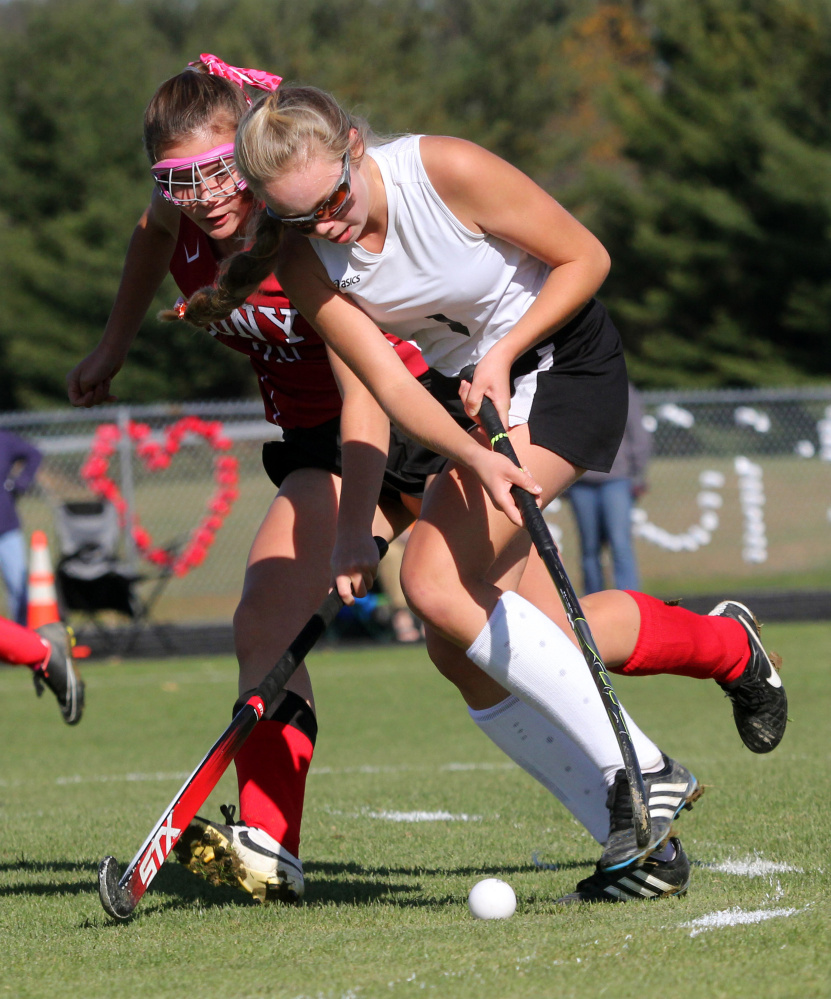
[0, 528, 29, 625]
[567, 483, 605, 594]
[598, 479, 641, 591]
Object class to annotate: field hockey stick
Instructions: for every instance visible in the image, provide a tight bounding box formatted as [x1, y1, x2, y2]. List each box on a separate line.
[98, 537, 389, 921]
[459, 365, 651, 849]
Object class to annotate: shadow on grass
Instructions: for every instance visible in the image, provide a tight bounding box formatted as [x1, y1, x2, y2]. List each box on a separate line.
[0, 858, 96, 874]
[0, 856, 256, 915]
[98, 863, 261, 921]
[300, 858, 597, 909]
[0, 858, 98, 899]
[145, 856, 597, 913]
[305, 859, 596, 878]
[0, 855, 597, 914]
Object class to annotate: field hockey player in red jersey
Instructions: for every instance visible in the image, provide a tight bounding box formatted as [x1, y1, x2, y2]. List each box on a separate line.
[179, 84, 789, 904]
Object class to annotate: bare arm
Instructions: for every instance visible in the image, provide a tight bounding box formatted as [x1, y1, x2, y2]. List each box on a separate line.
[420, 136, 611, 426]
[277, 236, 541, 527]
[67, 192, 180, 407]
[327, 347, 391, 603]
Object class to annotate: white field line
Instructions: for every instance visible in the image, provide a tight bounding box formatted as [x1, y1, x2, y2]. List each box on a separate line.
[698, 855, 803, 876]
[0, 760, 516, 789]
[0, 669, 234, 695]
[364, 810, 480, 822]
[0, 657, 428, 693]
[54, 771, 192, 787]
[681, 905, 809, 937]
[311, 761, 515, 776]
[326, 806, 483, 822]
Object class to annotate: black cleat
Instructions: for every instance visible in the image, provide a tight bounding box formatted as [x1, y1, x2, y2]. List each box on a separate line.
[599, 755, 701, 871]
[556, 837, 690, 904]
[33, 622, 84, 725]
[710, 600, 787, 753]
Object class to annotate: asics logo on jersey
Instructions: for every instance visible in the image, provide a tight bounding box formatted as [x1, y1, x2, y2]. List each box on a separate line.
[185, 244, 200, 263]
[334, 275, 361, 289]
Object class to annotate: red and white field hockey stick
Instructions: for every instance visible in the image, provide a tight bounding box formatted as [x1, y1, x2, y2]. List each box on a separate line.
[459, 365, 651, 850]
[98, 538, 388, 920]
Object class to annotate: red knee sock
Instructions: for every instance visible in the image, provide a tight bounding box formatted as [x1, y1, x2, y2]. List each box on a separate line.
[0, 617, 49, 669]
[234, 691, 317, 857]
[615, 592, 749, 684]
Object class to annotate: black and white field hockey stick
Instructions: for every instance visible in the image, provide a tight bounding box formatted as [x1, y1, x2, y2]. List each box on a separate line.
[459, 365, 651, 850]
[98, 537, 388, 921]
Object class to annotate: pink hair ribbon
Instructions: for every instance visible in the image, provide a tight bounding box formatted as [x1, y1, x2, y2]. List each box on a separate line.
[192, 54, 282, 100]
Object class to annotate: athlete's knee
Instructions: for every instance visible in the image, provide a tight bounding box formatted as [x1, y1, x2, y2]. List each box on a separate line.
[400, 567, 457, 634]
[399, 530, 471, 635]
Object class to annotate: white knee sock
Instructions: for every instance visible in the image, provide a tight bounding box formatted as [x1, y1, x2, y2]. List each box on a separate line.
[466, 591, 663, 785]
[468, 695, 611, 843]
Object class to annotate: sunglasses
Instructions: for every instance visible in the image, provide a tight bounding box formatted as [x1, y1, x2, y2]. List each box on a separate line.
[266, 152, 351, 232]
[151, 143, 247, 207]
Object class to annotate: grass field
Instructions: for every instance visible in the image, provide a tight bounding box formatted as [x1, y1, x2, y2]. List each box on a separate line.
[1, 623, 829, 998]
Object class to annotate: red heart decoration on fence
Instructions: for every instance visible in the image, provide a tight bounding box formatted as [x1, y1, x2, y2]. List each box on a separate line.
[81, 416, 240, 578]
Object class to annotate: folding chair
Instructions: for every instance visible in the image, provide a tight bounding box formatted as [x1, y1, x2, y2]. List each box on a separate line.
[53, 500, 176, 654]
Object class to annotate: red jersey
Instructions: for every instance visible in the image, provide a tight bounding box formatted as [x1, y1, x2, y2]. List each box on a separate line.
[169, 214, 427, 429]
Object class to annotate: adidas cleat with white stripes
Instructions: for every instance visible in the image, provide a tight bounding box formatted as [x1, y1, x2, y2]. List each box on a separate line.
[174, 807, 304, 904]
[599, 755, 702, 871]
[556, 837, 690, 904]
[710, 600, 788, 753]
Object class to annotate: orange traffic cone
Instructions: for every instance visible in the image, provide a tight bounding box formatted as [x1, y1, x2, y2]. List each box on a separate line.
[27, 530, 62, 630]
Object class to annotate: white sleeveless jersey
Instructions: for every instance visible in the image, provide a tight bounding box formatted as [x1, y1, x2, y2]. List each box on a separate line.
[310, 135, 551, 377]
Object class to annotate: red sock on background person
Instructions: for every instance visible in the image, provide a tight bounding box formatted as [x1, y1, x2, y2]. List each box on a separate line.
[0, 616, 50, 669]
[0, 616, 85, 725]
[618, 592, 748, 684]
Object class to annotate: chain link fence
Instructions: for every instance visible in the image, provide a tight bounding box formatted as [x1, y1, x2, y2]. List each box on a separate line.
[1, 401, 276, 625]
[2, 386, 830, 627]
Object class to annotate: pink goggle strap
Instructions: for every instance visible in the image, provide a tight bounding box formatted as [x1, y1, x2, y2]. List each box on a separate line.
[152, 142, 236, 172]
[191, 54, 282, 104]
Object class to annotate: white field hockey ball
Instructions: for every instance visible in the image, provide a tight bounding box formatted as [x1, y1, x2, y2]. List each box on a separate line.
[467, 878, 517, 920]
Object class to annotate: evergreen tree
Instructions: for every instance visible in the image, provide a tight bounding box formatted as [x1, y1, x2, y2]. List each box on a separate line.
[0, 0, 251, 410]
[3, 0, 828, 405]
[575, 0, 831, 387]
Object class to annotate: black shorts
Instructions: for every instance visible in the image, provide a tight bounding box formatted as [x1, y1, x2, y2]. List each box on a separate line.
[427, 299, 629, 473]
[262, 419, 446, 501]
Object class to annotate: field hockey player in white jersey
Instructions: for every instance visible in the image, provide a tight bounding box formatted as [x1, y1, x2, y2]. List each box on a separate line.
[181, 86, 788, 904]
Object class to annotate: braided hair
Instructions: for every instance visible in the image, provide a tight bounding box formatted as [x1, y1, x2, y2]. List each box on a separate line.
[181, 86, 375, 328]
